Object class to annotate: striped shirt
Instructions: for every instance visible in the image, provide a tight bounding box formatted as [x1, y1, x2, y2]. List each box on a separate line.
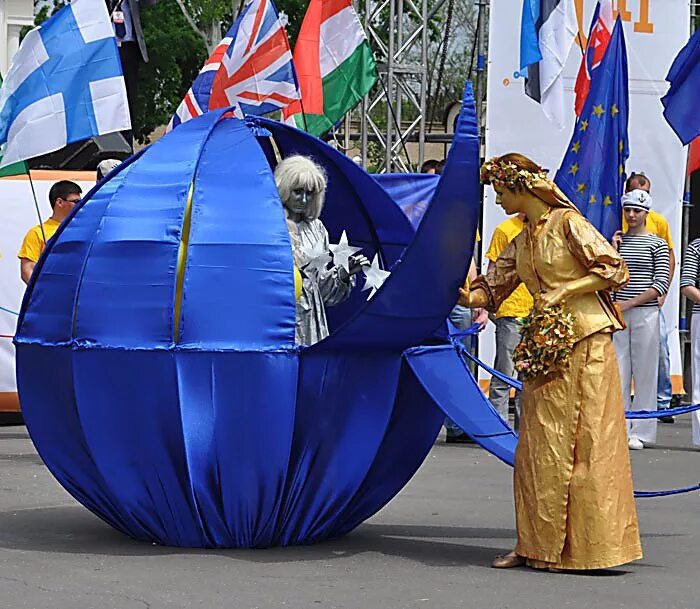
[614, 233, 670, 307]
[681, 238, 700, 314]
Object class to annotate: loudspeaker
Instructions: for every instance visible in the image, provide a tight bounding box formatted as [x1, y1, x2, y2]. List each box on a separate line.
[28, 132, 133, 170]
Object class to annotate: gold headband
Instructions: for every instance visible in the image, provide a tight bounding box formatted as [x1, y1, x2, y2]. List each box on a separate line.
[480, 157, 548, 189]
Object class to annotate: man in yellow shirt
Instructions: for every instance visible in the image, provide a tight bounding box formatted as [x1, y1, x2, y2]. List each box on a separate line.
[18, 180, 82, 284]
[485, 213, 534, 427]
[623, 172, 675, 422]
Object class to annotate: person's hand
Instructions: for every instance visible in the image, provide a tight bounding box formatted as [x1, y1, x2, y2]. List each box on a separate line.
[348, 254, 370, 275]
[473, 307, 489, 329]
[539, 286, 568, 308]
[611, 230, 623, 250]
[458, 287, 470, 307]
[618, 300, 633, 313]
[459, 286, 488, 308]
[658, 293, 667, 308]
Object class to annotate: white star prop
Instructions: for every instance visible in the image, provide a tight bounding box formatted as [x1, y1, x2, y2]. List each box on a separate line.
[329, 231, 362, 273]
[302, 239, 332, 275]
[362, 254, 391, 300]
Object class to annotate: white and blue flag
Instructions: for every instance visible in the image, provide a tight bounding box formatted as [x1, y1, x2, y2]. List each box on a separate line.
[0, 0, 130, 168]
[520, 0, 577, 128]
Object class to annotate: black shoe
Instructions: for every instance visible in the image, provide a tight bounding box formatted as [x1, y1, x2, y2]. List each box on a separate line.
[659, 415, 675, 424]
[446, 433, 475, 444]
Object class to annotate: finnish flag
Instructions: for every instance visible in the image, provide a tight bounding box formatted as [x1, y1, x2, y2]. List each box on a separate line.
[0, 0, 131, 168]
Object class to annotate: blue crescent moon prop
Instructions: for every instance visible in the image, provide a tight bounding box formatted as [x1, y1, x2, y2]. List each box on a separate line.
[14, 83, 504, 548]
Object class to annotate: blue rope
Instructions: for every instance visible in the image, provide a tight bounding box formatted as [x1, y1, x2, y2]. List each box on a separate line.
[450, 328, 700, 420]
[449, 326, 700, 499]
[0, 305, 19, 316]
[459, 344, 523, 390]
[633, 483, 700, 498]
[626, 403, 700, 419]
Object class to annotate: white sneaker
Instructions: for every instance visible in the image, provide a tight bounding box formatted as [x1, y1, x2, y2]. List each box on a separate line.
[628, 437, 644, 450]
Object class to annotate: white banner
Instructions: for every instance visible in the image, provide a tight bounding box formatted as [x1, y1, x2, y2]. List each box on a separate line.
[0, 172, 95, 394]
[481, 0, 690, 390]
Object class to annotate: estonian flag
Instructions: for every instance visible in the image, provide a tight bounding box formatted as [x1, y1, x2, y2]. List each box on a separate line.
[520, 0, 578, 129]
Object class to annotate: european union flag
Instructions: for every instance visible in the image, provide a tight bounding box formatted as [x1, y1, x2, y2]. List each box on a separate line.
[661, 29, 700, 145]
[555, 17, 629, 241]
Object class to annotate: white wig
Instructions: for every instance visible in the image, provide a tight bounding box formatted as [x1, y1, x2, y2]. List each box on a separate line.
[274, 155, 327, 221]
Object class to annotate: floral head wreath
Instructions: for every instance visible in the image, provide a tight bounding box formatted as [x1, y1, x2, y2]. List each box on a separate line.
[480, 157, 548, 189]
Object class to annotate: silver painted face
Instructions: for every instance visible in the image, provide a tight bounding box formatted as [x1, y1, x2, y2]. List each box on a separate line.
[288, 187, 315, 214]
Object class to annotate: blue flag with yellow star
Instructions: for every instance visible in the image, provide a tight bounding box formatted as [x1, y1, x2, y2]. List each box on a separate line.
[555, 17, 629, 240]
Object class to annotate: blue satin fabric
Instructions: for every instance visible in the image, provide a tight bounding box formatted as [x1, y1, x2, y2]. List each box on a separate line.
[319, 92, 480, 350]
[181, 118, 296, 349]
[373, 173, 440, 229]
[405, 345, 518, 466]
[15, 85, 482, 548]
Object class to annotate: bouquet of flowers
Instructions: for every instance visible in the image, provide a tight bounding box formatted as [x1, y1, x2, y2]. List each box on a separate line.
[513, 297, 576, 381]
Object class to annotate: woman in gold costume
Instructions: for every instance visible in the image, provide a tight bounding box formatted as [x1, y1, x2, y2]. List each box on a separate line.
[461, 153, 642, 571]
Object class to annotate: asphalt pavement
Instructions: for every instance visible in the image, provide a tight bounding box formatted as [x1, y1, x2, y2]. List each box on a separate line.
[0, 417, 698, 609]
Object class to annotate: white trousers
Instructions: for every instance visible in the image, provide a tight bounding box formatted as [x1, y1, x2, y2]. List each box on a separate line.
[689, 313, 700, 445]
[613, 307, 659, 444]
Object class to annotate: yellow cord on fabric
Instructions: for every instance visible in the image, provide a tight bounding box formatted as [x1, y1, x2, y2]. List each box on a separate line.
[173, 183, 194, 342]
[294, 265, 302, 301]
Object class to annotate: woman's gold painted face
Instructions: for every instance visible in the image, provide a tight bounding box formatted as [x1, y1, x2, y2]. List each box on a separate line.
[493, 184, 519, 215]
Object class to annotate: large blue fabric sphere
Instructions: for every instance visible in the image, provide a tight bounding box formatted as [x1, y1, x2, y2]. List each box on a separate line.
[15, 89, 486, 548]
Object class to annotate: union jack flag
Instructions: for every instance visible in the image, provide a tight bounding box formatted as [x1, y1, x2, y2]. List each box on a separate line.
[167, 0, 300, 131]
[574, 0, 613, 117]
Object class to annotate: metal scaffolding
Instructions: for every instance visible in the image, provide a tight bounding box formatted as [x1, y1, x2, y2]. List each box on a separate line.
[351, 0, 486, 173]
[359, 0, 430, 172]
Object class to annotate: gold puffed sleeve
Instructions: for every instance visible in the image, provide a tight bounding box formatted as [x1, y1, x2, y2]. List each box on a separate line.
[470, 240, 521, 313]
[563, 211, 629, 291]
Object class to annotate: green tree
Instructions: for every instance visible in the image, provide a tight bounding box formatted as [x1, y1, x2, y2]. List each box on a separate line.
[171, 0, 231, 53]
[275, 0, 308, 45]
[135, 0, 208, 142]
[171, 0, 307, 53]
[425, 0, 478, 131]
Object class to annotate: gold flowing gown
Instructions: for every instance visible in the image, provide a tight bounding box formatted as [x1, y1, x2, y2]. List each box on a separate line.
[472, 207, 642, 570]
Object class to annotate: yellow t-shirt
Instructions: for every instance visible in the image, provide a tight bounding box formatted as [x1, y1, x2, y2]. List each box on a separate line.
[17, 218, 61, 263]
[622, 210, 674, 249]
[462, 229, 481, 290]
[485, 217, 534, 318]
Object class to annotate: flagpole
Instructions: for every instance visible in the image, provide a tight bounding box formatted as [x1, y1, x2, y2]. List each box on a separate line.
[26, 167, 47, 245]
[360, 0, 370, 169]
[679, 8, 697, 377]
[475, 0, 488, 148]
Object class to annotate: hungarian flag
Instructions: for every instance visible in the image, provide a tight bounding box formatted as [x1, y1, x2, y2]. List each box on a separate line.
[0, 73, 28, 178]
[283, 0, 377, 136]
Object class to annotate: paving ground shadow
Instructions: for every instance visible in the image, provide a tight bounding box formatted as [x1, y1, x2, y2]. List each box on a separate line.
[0, 504, 510, 568]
